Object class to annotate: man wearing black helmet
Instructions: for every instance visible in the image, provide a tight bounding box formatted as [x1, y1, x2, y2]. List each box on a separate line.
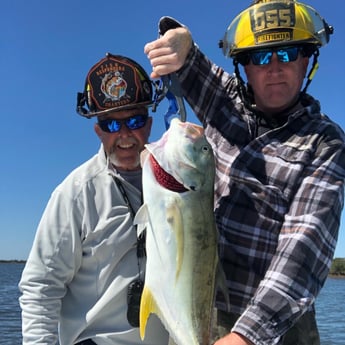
[145, 1, 345, 345]
[19, 54, 169, 345]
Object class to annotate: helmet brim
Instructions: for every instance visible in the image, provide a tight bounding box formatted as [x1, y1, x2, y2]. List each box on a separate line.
[79, 100, 154, 119]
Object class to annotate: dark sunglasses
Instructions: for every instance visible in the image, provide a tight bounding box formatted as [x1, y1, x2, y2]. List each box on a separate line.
[242, 46, 302, 66]
[98, 114, 149, 133]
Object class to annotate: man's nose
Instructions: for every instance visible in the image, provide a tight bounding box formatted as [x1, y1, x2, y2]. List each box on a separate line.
[268, 52, 283, 70]
[118, 123, 131, 136]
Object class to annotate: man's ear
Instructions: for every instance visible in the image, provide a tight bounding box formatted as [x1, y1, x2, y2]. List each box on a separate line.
[303, 57, 310, 75]
[244, 64, 252, 83]
[94, 123, 103, 139]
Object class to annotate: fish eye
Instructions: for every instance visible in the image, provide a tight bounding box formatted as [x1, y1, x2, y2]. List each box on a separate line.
[202, 145, 209, 152]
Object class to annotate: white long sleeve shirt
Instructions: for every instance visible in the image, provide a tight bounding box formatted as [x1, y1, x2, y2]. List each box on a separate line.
[19, 145, 168, 345]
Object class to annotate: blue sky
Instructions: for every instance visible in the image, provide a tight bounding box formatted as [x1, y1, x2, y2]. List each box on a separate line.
[1, 0, 344, 260]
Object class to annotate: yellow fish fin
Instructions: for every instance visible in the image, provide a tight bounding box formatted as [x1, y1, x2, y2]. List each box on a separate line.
[139, 286, 159, 340]
[166, 201, 184, 282]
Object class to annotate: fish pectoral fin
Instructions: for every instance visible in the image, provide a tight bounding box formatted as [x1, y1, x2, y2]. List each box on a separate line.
[134, 204, 149, 237]
[139, 286, 160, 340]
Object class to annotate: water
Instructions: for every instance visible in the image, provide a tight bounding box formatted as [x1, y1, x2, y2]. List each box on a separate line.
[1, 263, 344, 345]
[315, 277, 345, 345]
[0, 262, 23, 344]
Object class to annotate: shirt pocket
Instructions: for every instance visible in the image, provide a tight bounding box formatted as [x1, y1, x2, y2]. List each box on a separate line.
[267, 143, 313, 199]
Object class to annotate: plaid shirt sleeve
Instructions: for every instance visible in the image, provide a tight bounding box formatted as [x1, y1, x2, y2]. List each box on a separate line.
[232, 132, 345, 344]
[177, 44, 345, 345]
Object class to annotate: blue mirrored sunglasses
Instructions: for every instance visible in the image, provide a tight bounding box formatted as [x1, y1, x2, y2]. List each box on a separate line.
[98, 114, 148, 133]
[249, 46, 301, 65]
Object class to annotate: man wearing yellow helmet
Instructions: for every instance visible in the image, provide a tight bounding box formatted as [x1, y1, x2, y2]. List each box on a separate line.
[144, 1, 345, 345]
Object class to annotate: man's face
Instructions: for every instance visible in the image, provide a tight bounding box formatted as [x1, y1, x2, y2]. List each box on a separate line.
[94, 107, 152, 171]
[244, 50, 309, 115]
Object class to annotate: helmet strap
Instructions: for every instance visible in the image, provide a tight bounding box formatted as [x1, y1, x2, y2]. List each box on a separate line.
[233, 60, 248, 102]
[302, 48, 319, 95]
[76, 91, 91, 118]
[233, 59, 258, 112]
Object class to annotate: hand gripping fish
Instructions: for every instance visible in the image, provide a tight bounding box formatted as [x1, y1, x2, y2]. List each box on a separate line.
[134, 118, 229, 345]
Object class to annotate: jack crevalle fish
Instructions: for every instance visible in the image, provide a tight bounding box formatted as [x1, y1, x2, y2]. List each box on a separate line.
[134, 118, 228, 345]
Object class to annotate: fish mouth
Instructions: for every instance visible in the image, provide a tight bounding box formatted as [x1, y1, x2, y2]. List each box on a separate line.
[150, 155, 188, 193]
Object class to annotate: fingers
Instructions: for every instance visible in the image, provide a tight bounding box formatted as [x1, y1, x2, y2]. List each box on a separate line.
[144, 27, 192, 78]
[144, 38, 162, 56]
[144, 37, 178, 78]
[145, 47, 179, 78]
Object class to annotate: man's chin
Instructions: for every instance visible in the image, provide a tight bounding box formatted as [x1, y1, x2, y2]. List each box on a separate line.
[109, 156, 141, 171]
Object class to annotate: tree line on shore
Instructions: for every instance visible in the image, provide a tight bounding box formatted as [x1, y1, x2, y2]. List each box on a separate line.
[329, 257, 345, 276]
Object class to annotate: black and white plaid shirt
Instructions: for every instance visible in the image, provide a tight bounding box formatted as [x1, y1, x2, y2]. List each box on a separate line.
[177, 45, 345, 344]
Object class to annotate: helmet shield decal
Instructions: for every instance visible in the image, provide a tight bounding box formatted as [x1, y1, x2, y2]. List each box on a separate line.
[250, 2, 295, 45]
[76, 54, 153, 118]
[87, 55, 152, 111]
